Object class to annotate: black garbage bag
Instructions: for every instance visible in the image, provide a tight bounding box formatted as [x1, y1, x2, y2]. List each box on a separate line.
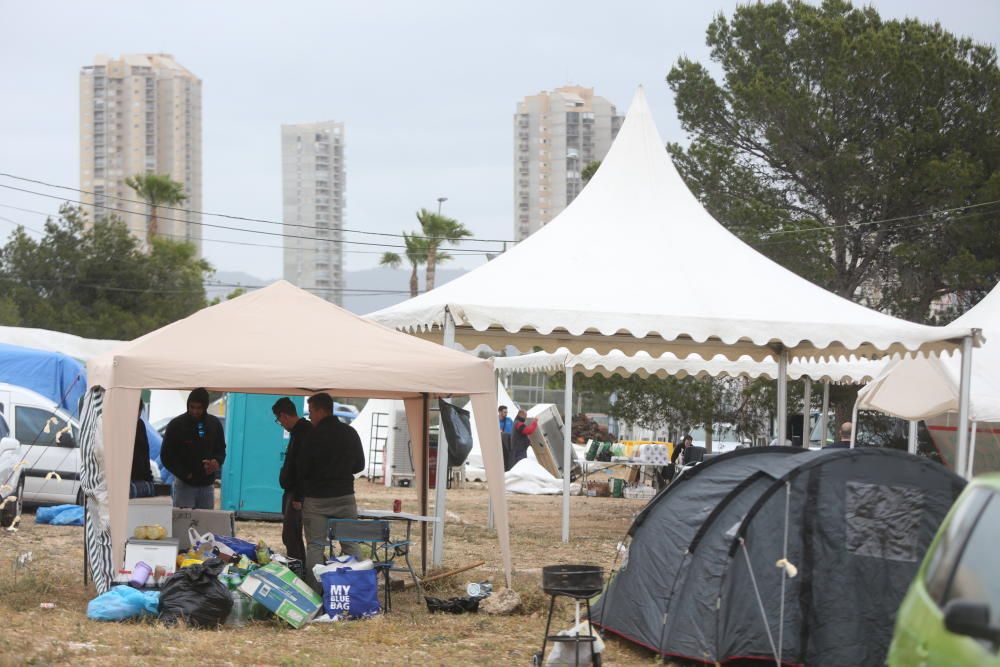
[425, 595, 481, 614]
[158, 558, 233, 628]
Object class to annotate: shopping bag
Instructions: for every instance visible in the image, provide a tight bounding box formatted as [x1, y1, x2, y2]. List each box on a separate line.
[212, 534, 258, 560]
[320, 567, 380, 620]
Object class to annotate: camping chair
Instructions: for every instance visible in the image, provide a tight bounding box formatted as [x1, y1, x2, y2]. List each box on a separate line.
[327, 518, 422, 611]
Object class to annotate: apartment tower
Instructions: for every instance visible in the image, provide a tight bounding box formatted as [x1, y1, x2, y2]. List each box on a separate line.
[514, 85, 622, 241]
[281, 121, 346, 305]
[79, 53, 202, 253]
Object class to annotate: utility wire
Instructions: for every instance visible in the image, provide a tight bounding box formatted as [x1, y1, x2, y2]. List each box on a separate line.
[0, 183, 500, 255]
[0, 172, 517, 244]
[0, 276, 410, 296]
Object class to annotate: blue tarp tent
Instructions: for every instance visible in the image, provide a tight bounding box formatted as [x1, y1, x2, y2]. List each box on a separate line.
[0, 343, 86, 416]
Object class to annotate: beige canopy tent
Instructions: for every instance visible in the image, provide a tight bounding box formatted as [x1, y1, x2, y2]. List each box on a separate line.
[83, 281, 511, 591]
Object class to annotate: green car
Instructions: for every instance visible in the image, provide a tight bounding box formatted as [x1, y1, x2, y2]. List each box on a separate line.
[888, 474, 1000, 666]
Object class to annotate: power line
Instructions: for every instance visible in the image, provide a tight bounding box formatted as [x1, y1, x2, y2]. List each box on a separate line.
[0, 275, 410, 296]
[0, 172, 517, 244]
[0, 183, 499, 254]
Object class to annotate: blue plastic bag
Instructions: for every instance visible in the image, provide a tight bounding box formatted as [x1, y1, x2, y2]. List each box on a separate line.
[87, 587, 160, 621]
[36, 504, 81, 524]
[321, 567, 380, 620]
[51, 505, 85, 525]
[212, 534, 258, 560]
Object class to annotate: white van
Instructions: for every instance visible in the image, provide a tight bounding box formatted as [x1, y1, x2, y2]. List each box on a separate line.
[0, 382, 83, 506]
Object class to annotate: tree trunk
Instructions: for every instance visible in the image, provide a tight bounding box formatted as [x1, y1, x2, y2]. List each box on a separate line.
[426, 245, 438, 291]
[408, 264, 419, 297]
[147, 206, 159, 251]
[704, 419, 713, 454]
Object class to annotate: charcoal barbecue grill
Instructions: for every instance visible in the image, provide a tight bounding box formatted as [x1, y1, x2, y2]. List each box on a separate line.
[532, 564, 604, 666]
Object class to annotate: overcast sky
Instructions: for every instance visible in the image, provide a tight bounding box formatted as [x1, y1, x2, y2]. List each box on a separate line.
[1, 1, 998, 281]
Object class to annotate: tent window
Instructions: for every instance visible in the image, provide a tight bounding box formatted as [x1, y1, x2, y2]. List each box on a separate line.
[845, 481, 924, 562]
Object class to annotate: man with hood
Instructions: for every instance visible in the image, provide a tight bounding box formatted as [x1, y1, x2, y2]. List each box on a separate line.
[161, 388, 226, 509]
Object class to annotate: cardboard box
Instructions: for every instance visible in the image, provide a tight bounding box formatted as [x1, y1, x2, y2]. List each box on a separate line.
[238, 562, 321, 629]
[127, 497, 173, 539]
[123, 537, 179, 580]
[172, 509, 235, 549]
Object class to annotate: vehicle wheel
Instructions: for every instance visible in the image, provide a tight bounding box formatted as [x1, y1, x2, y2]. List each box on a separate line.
[1, 473, 24, 528]
[75, 486, 85, 507]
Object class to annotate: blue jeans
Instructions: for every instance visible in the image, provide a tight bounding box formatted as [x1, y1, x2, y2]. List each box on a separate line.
[172, 478, 215, 509]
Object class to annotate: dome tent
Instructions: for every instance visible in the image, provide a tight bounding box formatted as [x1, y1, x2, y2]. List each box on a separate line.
[592, 448, 964, 666]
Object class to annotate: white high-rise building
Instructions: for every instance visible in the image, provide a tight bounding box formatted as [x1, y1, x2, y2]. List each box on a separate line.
[514, 86, 622, 241]
[79, 53, 202, 253]
[281, 121, 346, 305]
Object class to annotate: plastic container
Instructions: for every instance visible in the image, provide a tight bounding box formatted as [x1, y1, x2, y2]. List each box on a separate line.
[130, 561, 152, 587]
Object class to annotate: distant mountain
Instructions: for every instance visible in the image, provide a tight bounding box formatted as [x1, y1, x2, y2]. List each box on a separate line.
[206, 268, 467, 314]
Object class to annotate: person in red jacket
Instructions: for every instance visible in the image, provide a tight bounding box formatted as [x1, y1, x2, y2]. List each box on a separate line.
[511, 409, 538, 465]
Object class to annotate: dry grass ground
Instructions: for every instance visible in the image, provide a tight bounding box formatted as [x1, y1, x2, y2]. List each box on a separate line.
[0, 480, 665, 666]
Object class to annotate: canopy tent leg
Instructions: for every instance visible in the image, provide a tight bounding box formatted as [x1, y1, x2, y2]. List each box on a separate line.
[562, 364, 574, 543]
[907, 420, 919, 455]
[956, 335, 974, 479]
[849, 402, 859, 448]
[967, 421, 978, 478]
[776, 348, 788, 447]
[820, 381, 830, 447]
[431, 312, 457, 567]
[802, 378, 811, 448]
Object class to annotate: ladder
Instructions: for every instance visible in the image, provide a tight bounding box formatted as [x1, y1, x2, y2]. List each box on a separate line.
[368, 411, 389, 482]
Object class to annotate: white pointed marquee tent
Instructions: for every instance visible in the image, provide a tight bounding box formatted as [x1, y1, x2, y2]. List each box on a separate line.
[83, 281, 511, 591]
[857, 283, 1000, 475]
[371, 87, 976, 537]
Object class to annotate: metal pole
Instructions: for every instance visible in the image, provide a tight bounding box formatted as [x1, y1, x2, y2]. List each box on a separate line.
[802, 377, 812, 448]
[907, 420, 919, 455]
[432, 313, 456, 566]
[967, 421, 978, 479]
[849, 402, 859, 448]
[820, 381, 830, 447]
[562, 364, 574, 543]
[420, 393, 429, 575]
[776, 348, 789, 447]
[956, 335, 974, 478]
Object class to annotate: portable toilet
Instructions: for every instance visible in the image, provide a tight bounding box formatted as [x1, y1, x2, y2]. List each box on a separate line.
[221, 393, 305, 519]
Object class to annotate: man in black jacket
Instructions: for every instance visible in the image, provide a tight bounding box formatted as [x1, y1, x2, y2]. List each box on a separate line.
[160, 388, 226, 509]
[272, 397, 311, 574]
[298, 392, 365, 590]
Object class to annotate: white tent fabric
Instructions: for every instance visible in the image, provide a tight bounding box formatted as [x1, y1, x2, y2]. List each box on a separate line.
[0, 325, 122, 361]
[85, 281, 511, 587]
[494, 349, 882, 383]
[857, 284, 1000, 422]
[504, 458, 563, 495]
[369, 88, 973, 362]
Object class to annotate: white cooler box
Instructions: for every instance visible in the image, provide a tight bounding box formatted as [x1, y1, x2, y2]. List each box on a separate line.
[127, 496, 174, 539]
[120, 537, 180, 582]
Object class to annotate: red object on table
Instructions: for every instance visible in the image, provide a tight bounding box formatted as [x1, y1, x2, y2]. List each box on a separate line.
[393, 499, 402, 513]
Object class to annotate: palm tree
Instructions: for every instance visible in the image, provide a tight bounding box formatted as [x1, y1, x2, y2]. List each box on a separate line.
[379, 232, 429, 298]
[124, 173, 187, 247]
[416, 208, 472, 291]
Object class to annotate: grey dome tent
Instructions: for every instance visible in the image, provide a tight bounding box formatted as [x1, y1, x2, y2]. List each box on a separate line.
[592, 448, 965, 666]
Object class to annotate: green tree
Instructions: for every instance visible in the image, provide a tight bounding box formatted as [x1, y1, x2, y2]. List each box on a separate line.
[667, 0, 1000, 321]
[582, 160, 602, 184]
[0, 204, 213, 339]
[416, 208, 472, 291]
[124, 173, 188, 246]
[379, 232, 430, 298]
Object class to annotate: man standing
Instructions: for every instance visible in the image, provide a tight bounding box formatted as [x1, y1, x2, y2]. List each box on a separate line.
[824, 422, 854, 449]
[272, 397, 312, 575]
[498, 406, 513, 434]
[160, 388, 226, 509]
[510, 409, 538, 465]
[298, 392, 366, 591]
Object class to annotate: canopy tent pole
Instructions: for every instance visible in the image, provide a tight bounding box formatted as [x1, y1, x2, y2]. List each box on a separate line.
[907, 420, 919, 455]
[967, 421, 978, 478]
[431, 312, 456, 567]
[776, 348, 789, 447]
[562, 363, 574, 543]
[820, 381, 830, 447]
[849, 402, 859, 448]
[802, 378, 812, 447]
[420, 393, 430, 574]
[956, 335, 974, 478]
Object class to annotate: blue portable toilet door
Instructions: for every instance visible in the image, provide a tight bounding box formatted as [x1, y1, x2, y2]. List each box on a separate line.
[222, 393, 296, 517]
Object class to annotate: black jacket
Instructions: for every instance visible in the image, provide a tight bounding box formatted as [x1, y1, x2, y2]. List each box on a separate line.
[131, 419, 152, 483]
[297, 415, 365, 498]
[160, 412, 227, 487]
[278, 418, 312, 501]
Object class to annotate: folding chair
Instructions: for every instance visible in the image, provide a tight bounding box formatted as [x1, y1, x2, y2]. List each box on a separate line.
[327, 518, 423, 612]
